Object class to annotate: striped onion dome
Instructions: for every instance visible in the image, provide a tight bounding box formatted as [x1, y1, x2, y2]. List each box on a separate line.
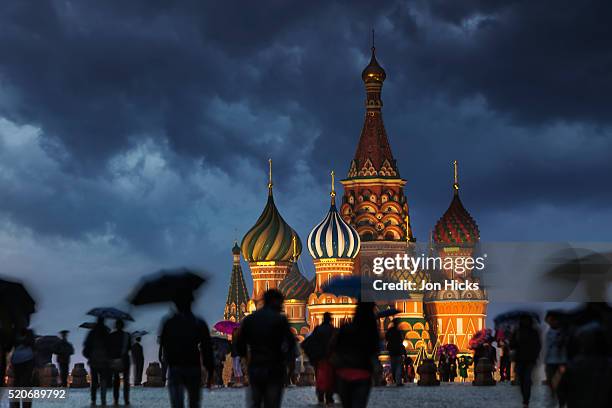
[308, 198, 360, 259]
[241, 188, 302, 263]
[278, 263, 313, 301]
[433, 162, 479, 244]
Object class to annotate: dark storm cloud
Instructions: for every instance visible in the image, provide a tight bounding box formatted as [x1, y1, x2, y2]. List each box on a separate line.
[0, 0, 611, 248]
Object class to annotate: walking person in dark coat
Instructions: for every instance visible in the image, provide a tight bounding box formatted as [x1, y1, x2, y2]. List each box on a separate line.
[157, 336, 168, 386]
[557, 322, 611, 408]
[331, 302, 379, 408]
[237, 289, 296, 408]
[108, 319, 131, 405]
[83, 317, 111, 406]
[55, 330, 74, 387]
[160, 291, 214, 408]
[9, 328, 35, 408]
[385, 318, 405, 386]
[302, 312, 336, 404]
[510, 316, 542, 408]
[131, 336, 144, 386]
[498, 340, 511, 381]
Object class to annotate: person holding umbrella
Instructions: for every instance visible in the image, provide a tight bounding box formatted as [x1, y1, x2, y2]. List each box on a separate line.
[160, 290, 214, 407]
[83, 317, 111, 406]
[55, 330, 74, 387]
[129, 268, 214, 407]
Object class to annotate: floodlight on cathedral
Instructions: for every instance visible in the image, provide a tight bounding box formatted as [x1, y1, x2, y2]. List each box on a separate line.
[424, 161, 488, 352]
[241, 159, 302, 308]
[307, 171, 360, 329]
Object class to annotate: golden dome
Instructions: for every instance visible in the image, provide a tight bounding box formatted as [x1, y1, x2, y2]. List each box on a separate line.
[361, 47, 386, 83]
[241, 160, 302, 262]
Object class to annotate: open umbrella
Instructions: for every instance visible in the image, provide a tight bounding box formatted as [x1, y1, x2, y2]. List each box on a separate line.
[87, 307, 133, 321]
[79, 322, 96, 329]
[131, 330, 149, 338]
[493, 310, 540, 334]
[129, 268, 206, 306]
[469, 329, 494, 350]
[437, 343, 459, 358]
[213, 320, 240, 335]
[0, 278, 36, 324]
[35, 335, 61, 353]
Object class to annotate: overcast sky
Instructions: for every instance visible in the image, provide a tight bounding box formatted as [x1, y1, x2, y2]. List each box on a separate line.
[1, 1, 611, 364]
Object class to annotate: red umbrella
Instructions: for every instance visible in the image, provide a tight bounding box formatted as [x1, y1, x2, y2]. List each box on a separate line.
[213, 320, 240, 335]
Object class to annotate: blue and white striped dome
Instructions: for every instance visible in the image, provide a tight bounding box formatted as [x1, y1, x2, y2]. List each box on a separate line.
[308, 203, 361, 259]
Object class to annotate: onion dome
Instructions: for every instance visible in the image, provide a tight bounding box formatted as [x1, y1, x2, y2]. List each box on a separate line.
[433, 161, 480, 244]
[361, 46, 386, 83]
[278, 263, 313, 301]
[241, 159, 303, 262]
[308, 171, 361, 259]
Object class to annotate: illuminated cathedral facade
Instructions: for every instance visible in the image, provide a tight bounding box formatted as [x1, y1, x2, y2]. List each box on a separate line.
[224, 44, 487, 353]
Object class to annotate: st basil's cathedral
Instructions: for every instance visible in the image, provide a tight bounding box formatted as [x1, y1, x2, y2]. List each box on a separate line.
[223, 45, 488, 354]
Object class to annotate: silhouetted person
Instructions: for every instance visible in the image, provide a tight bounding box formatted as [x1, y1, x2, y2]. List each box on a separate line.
[84, 317, 111, 406]
[403, 355, 415, 383]
[385, 318, 404, 386]
[109, 319, 131, 405]
[544, 311, 567, 404]
[557, 322, 611, 407]
[10, 328, 35, 408]
[56, 330, 74, 387]
[230, 327, 244, 387]
[510, 316, 542, 408]
[157, 336, 168, 386]
[498, 340, 511, 381]
[448, 355, 457, 382]
[160, 291, 214, 408]
[131, 336, 144, 386]
[332, 302, 379, 408]
[237, 289, 296, 408]
[0, 324, 12, 388]
[303, 312, 336, 404]
[438, 352, 450, 382]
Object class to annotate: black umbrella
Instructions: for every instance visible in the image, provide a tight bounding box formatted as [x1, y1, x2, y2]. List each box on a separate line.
[87, 307, 133, 321]
[129, 268, 207, 306]
[79, 322, 96, 329]
[132, 330, 149, 338]
[0, 278, 36, 322]
[35, 335, 61, 353]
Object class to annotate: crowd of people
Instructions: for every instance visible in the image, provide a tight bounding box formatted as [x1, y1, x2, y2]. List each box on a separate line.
[2, 288, 611, 408]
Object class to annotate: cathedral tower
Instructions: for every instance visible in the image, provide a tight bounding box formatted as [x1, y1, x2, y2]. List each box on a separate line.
[340, 43, 428, 352]
[241, 159, 303, 308]
[224, 241, 250, 322]
[424, 161, 488, 352]
[307, 171, 360, 329]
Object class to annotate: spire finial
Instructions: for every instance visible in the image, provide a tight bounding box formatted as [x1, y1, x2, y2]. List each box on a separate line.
[372, 29, 375, 51]
[453, 160, 459, 194]
[330, 170, 336, 204]
[268, 158, 273, 194]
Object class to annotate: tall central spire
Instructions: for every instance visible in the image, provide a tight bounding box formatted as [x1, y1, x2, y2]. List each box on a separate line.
[341, 40, 413, 242]
[347, 43, 398, 179]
